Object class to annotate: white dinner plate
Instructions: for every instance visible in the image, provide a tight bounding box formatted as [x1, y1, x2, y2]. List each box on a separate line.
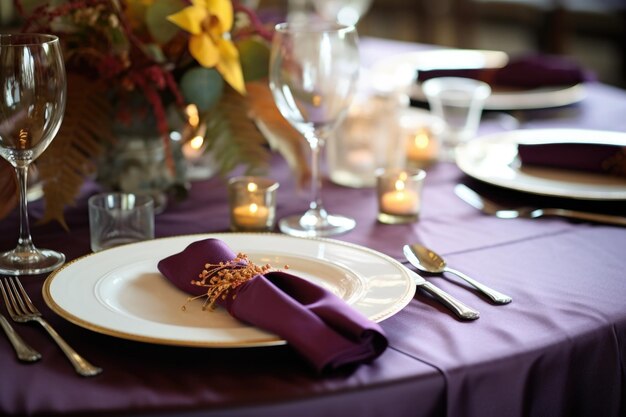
[43, 234, 416, 348]
[371, 49, 586, 110]
[455, 129, 626, 200]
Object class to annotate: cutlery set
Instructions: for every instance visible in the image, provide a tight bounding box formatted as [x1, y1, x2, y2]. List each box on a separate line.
[0, 277, 102, 376]
[405, 244, 512, 305]
[413, 180, 626, 320]
[403, 244, 512, 321]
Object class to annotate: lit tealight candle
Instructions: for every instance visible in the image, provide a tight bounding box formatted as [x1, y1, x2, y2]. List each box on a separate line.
[347, 148, 376, 171]
[233, 202, 270, 229]
[182, 135, 205, 161]
[381, 176, 419, 215]
[376, 168, 426, 224]
[406, 127, 438, 165]
[228, 177, 279, 232]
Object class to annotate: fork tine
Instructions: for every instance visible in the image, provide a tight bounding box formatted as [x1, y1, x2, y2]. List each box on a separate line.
[6, 278, 30, 316]
[12, 277, 39, 314]
[0, 279, 17, 319]
[2, 278, 24, 317]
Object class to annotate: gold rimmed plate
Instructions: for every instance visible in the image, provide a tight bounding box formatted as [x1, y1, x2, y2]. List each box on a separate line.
[455, 129, 626, 200]
[43, 233, 415, 348]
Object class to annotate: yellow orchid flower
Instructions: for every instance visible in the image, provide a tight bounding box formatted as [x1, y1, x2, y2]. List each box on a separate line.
[167, 0, 246, 94]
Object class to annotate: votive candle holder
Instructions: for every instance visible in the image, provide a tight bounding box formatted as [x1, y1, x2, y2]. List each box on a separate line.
[405, 126, 439, 168]
[399, 109, 444, 169]
[376, 168, 426, 224]
[228, 176, 279, 232]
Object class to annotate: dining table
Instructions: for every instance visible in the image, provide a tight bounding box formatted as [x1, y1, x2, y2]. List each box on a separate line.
[1, 37, 626, 417]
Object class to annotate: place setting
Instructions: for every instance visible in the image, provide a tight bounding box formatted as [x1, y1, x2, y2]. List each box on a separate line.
[453, 128, 626, 226]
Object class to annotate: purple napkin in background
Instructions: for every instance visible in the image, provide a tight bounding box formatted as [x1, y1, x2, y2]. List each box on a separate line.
[517, 143, 626, 178]
[157, 238, 388, 373]
[418, 54, 595, 89]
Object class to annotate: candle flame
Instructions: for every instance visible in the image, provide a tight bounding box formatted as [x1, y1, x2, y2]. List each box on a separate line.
[186, 104, 200, 127]
[249, 203, 259, 214]
[413, 129, 430, 149]
[394, 179, 406, 191]
[247, 182, 258, 192]
[190, 135, 204, 150]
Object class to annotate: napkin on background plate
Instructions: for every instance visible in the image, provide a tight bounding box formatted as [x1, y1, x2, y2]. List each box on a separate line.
[418, 54, 595, 89]
[517, 142, 626, 178]
[157, 238, 388, 373]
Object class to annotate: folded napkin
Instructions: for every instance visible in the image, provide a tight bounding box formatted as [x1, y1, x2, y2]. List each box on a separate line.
[517, 142, 626, 177]
[418, 54, 595, 89]
[157, 238, 388, 373]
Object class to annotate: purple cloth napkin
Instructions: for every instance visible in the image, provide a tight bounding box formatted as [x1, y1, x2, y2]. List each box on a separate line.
[517, 142, 626, 177]
[157, 238, 388, 373]
[418, 54, 595, 89]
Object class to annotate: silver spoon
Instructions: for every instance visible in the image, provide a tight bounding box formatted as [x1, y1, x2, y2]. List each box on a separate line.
[403, 244, 512, 304]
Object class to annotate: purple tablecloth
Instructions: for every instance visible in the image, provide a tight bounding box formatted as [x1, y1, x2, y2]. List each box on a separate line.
[1, 38, 626, 417]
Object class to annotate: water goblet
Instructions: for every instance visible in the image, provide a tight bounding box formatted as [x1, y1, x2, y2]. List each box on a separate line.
[0, 34, 66, 275]
[269, 22, 360, 237]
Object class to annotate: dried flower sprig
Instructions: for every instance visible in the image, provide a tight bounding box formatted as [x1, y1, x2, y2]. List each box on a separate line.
[184, 253, 288, 311]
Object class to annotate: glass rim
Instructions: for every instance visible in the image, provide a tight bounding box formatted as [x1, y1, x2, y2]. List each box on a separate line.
[228, 176, 279, 192]
[88, 192, 154, 208]
[375, 167, 427, 181]
[421, 76, 492, 95]
[274, 21, 356, 35]
[0, 33, 59, 46]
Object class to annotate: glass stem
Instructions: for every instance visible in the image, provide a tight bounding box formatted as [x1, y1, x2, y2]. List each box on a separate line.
[307, 135, 327, 220]
[16, 165, 35, 252]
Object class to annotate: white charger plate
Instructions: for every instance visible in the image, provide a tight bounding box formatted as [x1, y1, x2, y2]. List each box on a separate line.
[455, 129, 626, 200]
[43, 233, 415, 347]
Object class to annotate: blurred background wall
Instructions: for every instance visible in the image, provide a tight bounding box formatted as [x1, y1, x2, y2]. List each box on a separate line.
[264, 0, 625, 88]
[2, 0, 623, 87]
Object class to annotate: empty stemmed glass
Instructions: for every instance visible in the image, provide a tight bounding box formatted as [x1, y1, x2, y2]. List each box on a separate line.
[269, 22, 360, 237]
[0, 34, 66, 275]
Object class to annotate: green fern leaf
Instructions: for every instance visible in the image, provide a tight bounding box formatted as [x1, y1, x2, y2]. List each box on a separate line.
[202, 87, 272, 176]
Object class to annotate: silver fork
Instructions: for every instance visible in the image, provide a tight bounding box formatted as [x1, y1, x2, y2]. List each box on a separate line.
[1, 277, 102, 376]
[455, 184, 626, 227]
[0, 299, 41, 362]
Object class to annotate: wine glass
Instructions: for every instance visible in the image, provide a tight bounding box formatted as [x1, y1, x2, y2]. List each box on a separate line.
[0, 34, 66, 275]
[269, 22, 360, 237]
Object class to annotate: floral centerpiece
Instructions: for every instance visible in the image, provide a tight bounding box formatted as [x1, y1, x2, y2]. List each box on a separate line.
[0, 0, 307, 226]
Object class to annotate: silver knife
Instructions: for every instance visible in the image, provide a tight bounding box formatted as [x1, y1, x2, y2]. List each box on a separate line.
[405, 269, 480, 320]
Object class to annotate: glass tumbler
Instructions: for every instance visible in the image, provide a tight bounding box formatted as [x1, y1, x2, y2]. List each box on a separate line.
[88, 193, 155, 252]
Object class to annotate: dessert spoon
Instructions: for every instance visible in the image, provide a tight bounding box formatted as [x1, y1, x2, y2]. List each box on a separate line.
[403, 244, 512, 304]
